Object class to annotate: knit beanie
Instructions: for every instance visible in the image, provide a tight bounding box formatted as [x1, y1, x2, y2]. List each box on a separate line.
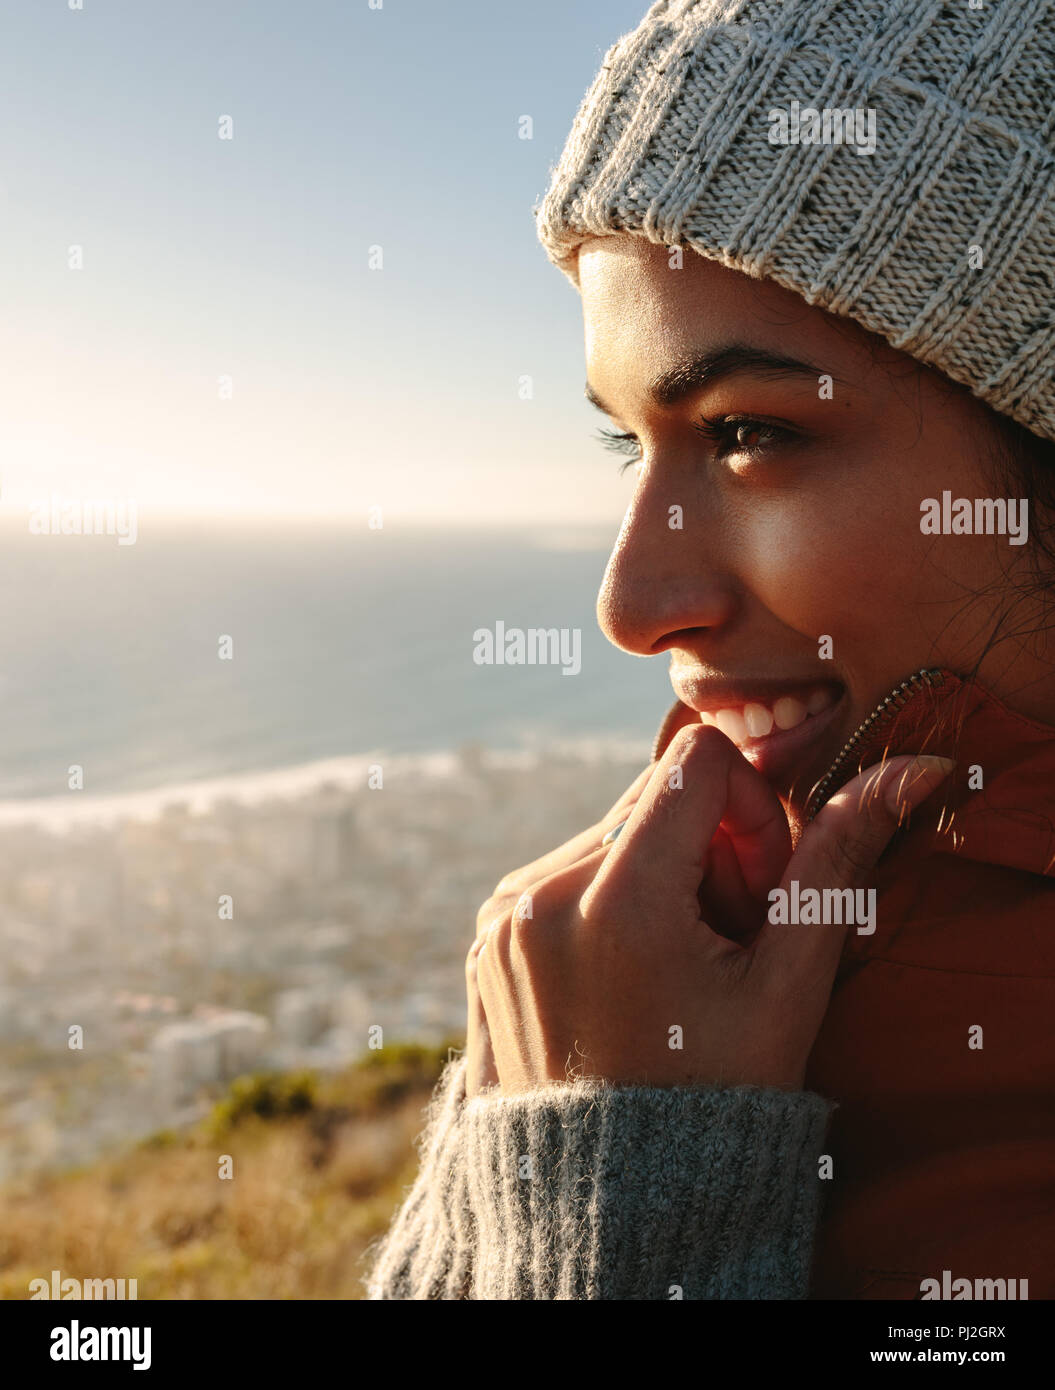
[534, 0, 1055, 444]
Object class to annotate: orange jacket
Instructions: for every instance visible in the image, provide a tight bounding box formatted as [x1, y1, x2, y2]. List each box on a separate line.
[655, 670, 1055, 1299]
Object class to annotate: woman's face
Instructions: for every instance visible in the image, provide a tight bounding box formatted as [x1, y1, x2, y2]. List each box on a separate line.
[580, 236, 1050, 821]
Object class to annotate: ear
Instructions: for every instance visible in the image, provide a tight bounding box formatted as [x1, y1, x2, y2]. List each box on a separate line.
[651, 698, 700, 761]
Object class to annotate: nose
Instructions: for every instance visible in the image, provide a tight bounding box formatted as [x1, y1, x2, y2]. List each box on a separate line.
[597, 473, 739, 656]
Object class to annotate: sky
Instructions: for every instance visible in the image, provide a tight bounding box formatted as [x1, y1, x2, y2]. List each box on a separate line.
[0, 0, 653, 527]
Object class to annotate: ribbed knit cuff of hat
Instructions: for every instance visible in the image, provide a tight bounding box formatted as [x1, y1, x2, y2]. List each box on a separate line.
[366, 1056, 834, 1300]
[534, 0, 1055, 444]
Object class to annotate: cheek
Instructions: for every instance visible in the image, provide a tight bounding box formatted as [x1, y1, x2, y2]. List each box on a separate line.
[734, 491, 926, 650]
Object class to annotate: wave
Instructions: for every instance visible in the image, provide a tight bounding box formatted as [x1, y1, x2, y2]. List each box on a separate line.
[0, 734, 649, 831]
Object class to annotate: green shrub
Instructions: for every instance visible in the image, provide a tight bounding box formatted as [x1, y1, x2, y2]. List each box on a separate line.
[138, 1128, 179, 1151]
[209, 1069, 318, 1132]
[351, 1039, 459, 1112]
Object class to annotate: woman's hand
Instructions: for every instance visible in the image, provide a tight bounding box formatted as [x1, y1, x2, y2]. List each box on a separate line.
[464, 761, 656, 1097]
[465, 723, 952, 1097]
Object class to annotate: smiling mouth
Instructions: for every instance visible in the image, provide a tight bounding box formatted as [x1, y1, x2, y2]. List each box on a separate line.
[697, 684, 839, 747]
[665, 672, 849, 784]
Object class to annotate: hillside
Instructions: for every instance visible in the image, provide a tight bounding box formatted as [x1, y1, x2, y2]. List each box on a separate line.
[0, 1042, 454, 1300]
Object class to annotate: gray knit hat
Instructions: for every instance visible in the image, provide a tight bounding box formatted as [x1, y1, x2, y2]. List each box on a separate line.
[535, 0, 1055, 443]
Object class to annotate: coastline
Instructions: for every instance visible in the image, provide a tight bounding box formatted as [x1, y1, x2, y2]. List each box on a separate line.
[0, 735, 649, 1180]
[0, 734, 650, 831]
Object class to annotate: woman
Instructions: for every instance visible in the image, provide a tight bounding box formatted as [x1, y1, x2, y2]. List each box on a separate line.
[367, 0, 1055, 1299]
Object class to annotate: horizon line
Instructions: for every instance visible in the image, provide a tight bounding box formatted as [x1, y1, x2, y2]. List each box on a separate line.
[0, 509, 617, 532]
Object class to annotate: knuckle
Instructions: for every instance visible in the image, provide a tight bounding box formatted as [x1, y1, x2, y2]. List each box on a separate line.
[670, 720, 724, 756]
[509, 888, 540, 935]
[716, 944, 753, 988]
[578, 875, 615, 922]
[473, 917, 510, 975]
[486, 914, 511, 948]
[465, 934, 485, 973]
[815, 832, 845, 881]
[820, 827, 874, 885]
[659, 721, 731, 783]
[577, 884, 603, 924]
[476, 893, 508, 934]
[508, 876, 567, 941]
[667, 723, 702, 760]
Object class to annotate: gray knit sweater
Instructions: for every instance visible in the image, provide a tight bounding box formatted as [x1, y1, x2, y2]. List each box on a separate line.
[364, 1056, 834, 1300]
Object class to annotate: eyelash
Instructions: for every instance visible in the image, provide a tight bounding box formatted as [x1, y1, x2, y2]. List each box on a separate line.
[595, 415, 795, 474]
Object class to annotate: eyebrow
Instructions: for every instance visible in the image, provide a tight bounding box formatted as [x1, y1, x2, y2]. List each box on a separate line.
[584, 344, 835, 418]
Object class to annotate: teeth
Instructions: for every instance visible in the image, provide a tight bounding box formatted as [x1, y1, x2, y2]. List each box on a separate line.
[699, 688, 833, 745]
[773, 695, 808, 730]
[715, 708, 748, 743]
[743, 702, 774, 738]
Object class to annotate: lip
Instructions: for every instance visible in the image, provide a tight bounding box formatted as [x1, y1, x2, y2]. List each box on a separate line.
[669, 671, 848, 784]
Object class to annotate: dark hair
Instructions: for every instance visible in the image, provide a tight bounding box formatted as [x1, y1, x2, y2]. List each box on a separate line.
[988, 413, 1055, 603]
[953, 410, 1055, 699]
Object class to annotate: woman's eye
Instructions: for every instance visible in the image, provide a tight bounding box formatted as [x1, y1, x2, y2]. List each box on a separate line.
[594, 427, 643, 474]
[732, 423, 771, 448]
[693, 415, 794, 458]
[594, 416, 795, 474]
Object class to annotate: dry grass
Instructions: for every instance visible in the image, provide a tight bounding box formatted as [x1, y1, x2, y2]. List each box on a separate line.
[0, 1042, 454, 1300]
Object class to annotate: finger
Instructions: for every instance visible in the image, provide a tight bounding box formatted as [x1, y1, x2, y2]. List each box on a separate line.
[497, 772, 653, 889]
[477, 763, 656, 936]
[464, 939, 499, 1097]
[751, 753, 955, 989]
[502, 848, 608, 960]
[493, 763, 654, 896]
[653, 697, 701, 760]
[475, 851, 607, 1086]
[591, 723, 790, 911]
[477, 821, 624, 938]
[479, 849, 607, 996]
[698, 824, 766, 943]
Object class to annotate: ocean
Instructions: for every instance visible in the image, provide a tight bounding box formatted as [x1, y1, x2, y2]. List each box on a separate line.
[0, 519, 672, 808]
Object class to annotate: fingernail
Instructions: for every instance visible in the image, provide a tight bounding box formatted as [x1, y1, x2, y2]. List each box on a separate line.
[884, 755, 956, 816]
[601, 820, 626, 846]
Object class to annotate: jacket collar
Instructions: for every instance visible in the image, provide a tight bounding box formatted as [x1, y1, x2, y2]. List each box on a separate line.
[652, 669, 1055, 879]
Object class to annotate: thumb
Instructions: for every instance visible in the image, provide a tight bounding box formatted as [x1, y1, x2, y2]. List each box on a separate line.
[752, 754, 955, 986]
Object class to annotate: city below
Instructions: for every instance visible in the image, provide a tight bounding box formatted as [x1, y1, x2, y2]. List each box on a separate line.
[0, 741, 646, 1181]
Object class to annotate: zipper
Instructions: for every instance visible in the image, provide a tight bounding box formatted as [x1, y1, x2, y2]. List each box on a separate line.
[804, 667, 946, 822]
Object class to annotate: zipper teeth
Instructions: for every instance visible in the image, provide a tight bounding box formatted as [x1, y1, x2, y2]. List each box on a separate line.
[805, 667, 945, 822]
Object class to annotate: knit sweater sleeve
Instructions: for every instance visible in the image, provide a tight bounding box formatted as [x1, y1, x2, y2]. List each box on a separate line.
[364, 1056, 834, 1300]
